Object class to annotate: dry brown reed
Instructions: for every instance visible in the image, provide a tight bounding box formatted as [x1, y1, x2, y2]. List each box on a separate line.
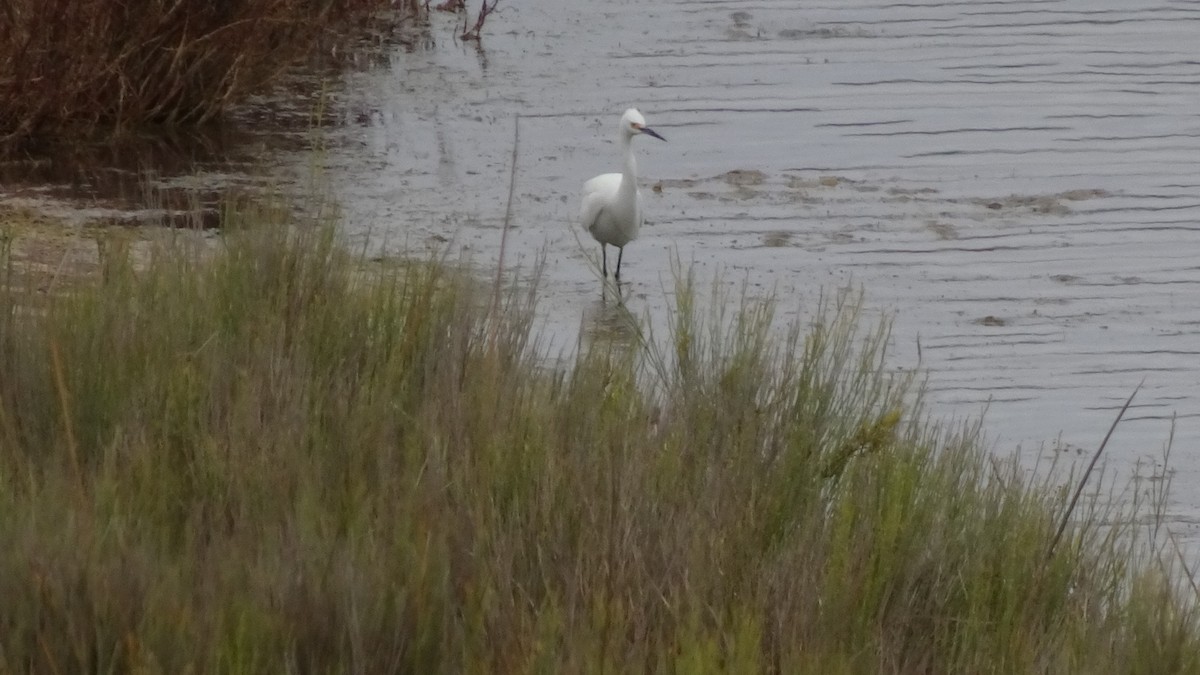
[0, 0, 400, 151]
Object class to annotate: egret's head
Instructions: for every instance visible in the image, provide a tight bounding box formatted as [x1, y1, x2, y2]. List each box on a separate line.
[620, 108, 666, 142]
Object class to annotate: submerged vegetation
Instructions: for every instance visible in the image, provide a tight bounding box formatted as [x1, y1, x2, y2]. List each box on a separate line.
[0, 203, 1198, 673]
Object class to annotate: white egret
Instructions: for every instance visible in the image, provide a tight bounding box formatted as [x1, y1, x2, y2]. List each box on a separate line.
[579, 108, 666, 281]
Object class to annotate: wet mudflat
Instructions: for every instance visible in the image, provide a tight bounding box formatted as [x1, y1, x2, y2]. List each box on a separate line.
[5, 2, 1200, 530]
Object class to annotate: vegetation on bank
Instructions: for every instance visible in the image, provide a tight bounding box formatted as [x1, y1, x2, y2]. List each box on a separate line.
[0, 204, 1197, 673]
[0, 0, 427, 150]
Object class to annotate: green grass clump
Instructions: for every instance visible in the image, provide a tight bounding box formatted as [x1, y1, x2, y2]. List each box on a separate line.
[0, 205, 1197, 673]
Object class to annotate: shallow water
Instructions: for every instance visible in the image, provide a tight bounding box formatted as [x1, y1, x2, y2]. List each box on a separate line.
[316, 0, 1200, 535]
[6, 1, 1200, 534]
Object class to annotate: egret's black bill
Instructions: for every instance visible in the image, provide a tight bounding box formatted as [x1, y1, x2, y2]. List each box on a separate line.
[642, 127, 667, 142]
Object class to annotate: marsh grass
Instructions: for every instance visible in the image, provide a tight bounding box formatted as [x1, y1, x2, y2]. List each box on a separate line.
[0, 203, 1198, 673]
[0, 0, 410, 150]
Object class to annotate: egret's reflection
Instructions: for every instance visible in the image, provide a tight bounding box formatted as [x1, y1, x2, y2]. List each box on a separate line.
[580, 283, 641, 351]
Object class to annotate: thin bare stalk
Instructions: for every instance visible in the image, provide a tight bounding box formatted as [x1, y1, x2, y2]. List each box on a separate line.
[1168, 529, 1200, 601]
[49, 339, 85, 500]
[1046, 381, 1142, 560]
[488, 113, 519, 330]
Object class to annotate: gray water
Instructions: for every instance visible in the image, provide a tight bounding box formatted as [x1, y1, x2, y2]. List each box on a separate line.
[7, 1, 1200, 532]
[322, 2, 1198, 471]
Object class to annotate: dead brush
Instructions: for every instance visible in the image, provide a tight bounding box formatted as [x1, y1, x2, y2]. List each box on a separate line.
[460, 0, 502, 40]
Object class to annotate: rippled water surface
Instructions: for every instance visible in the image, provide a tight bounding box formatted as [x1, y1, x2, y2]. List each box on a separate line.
[324, 3, 1199, 457]
[9, 1, 1200, 530]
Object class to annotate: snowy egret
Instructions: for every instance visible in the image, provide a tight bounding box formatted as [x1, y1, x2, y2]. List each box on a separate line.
[579, 108, 666, 281]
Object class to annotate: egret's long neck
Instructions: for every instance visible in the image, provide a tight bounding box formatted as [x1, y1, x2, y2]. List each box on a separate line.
[619, 133, 638, 192]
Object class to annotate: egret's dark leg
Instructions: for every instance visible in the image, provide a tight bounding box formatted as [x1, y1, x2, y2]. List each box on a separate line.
[615, 246, 625, 281]
[601, 245, 608, 278]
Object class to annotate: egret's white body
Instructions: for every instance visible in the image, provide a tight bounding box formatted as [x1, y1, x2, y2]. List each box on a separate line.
[580, 108, 666, 280]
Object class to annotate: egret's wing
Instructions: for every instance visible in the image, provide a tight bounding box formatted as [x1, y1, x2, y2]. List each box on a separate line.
[579, 173, 620, 233]
[580, 190, 607, 234]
